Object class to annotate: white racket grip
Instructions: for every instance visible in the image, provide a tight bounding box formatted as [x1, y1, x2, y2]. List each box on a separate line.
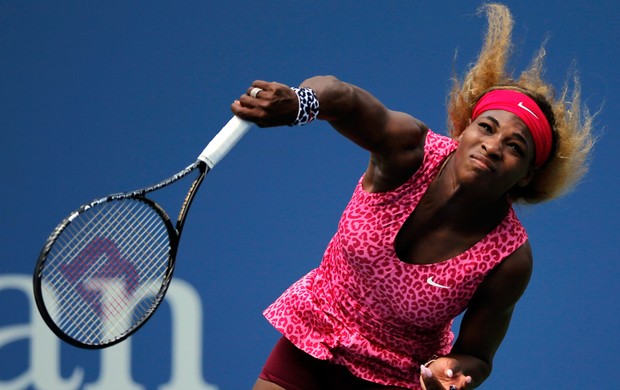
[197, 116, 252, 169]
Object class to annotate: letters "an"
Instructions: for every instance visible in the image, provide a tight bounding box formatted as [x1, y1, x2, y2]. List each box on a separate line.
[0, 274, 219, 390]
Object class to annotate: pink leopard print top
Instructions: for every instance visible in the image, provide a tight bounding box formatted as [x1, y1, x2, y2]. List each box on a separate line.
[263, 130, 528, 388]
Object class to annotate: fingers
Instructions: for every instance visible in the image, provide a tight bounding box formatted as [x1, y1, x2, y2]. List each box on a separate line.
[420, 364, 473, 390]
[234, 81, 272, 116]
[248, 87, 263, 99]
[250, 79, 272, 91]
[240, 80, 280, 109]
[420, 365, 443, 390]
[445, 368, 472, 385]
[420, 364, 433, 380]
[244, 80, 281, 100]
[420, 377, 428, 390]
[231, 80, 299, 127]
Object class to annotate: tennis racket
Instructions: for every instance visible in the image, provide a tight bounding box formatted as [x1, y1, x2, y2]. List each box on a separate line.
[33, 115, 252, 349]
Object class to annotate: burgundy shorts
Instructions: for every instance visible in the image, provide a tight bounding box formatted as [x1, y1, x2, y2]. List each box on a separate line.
[258, 336, 407, 390]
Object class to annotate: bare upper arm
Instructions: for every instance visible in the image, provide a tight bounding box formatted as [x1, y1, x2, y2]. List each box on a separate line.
[451, 241, 533, 367]
[299, 76, 428, 192]
[362, 111, 428, 192]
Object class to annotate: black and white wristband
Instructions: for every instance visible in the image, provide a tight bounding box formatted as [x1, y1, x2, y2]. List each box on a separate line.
[290, 87, 319, 126]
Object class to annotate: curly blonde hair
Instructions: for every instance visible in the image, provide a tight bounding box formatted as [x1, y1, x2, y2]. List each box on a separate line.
[447, 3, 596, 203]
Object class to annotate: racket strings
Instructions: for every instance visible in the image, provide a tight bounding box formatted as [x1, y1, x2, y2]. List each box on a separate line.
[54, 217, 165, 341]
[46, 200, 149, 311]
[41, 198, 173, 345]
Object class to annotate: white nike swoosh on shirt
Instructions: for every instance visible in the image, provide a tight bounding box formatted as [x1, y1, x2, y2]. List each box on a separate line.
[427, 277, 450, 289]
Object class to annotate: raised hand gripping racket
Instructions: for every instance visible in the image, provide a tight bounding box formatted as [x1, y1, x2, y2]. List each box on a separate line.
[33, 116, 252, 349]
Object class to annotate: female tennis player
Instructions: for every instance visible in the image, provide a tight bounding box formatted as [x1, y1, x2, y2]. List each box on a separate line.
[232, 4, 595, 389]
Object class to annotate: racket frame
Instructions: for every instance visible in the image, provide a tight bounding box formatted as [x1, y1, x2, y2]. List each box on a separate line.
[33, 162, 208, 348]
[33, 116, 250, 348]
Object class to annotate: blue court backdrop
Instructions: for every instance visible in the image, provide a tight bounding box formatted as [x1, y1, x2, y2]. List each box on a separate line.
[1, 1, 618, 389]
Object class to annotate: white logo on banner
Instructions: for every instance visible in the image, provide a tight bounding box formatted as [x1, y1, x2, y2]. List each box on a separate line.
[0, 274, 218, 390]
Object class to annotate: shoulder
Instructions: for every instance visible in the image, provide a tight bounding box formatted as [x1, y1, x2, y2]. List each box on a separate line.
[383, 110, 428, 150]
[364, 111, 429, 192]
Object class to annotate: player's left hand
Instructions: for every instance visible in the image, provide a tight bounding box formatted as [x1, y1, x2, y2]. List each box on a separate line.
[420, 356, 473, 390]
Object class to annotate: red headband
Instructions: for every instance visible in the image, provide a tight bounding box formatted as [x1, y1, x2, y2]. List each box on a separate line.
[472, 90, 552, 167]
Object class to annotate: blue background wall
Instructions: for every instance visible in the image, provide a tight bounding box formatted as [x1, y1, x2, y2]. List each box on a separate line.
[2, 1, 618, 389]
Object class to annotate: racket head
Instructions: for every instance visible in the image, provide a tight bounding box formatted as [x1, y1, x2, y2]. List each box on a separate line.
[33, 195, 178, 349]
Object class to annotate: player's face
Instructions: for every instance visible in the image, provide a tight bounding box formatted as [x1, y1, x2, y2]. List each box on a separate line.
[453, 110, 536, 195]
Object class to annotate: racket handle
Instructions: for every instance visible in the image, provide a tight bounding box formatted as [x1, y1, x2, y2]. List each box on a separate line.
[198, 116, 252, 169]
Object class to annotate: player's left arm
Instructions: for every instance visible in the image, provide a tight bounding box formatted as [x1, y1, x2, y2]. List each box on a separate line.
[426, 240, 534, 388]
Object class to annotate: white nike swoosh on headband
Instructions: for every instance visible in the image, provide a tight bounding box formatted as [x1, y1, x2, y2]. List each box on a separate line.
[427, 277, 449, 289]
[518, 101, 539, 119]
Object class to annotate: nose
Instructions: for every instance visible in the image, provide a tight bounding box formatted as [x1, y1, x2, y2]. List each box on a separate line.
[481, 136, 502, 160]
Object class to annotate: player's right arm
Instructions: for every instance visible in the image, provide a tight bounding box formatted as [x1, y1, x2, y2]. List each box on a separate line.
[232, 76, 427, 192]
